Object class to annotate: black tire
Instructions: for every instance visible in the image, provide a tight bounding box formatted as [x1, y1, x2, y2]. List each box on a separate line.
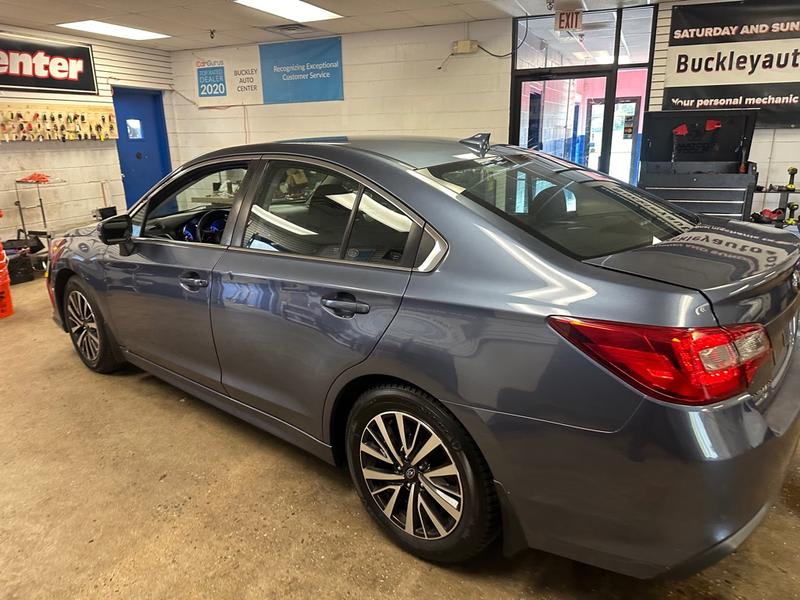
[346, 384, 499, 563]
[63, 276, 125, 374]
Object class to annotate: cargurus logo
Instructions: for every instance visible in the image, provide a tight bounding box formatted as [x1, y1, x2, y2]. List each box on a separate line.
[196, 59, 224, 68]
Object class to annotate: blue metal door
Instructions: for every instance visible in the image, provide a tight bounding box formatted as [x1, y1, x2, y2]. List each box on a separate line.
[112, 87, 171, 207]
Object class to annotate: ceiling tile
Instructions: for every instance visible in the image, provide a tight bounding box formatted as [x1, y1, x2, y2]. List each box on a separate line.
[135, 6, 254, 30]
[388, 0, 453, 9]
[104, 13, 198, 36]
[0, 14, 47, 33]
[218, 28, 290, 43]
[312, 0, 399, 17]
[0, 0, 122, 24]
[405, 6, 472, 25]
[457, 1, 515, 19]
[356, 12, 424, 30]
[82, 0, 186, 11]
[312, 17, 372, 34]
[493, 0, 538, 17]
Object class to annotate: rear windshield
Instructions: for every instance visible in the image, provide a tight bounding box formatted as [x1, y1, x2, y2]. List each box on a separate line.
[422, 153, 698, 260]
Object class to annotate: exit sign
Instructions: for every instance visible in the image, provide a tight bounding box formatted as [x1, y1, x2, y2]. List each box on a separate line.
[555, 10, 583, 31]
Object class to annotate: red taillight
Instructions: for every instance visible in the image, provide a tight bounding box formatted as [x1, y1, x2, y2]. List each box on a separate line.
[49, 238, 67, 262]
[548, 317, 771, 405]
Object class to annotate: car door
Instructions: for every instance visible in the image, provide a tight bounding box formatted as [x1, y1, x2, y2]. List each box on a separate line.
[210, 157, 423, 436]
[102, 156, 261, 391]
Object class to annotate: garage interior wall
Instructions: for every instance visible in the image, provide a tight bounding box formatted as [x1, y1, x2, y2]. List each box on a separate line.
[167, 19, 511, 165]
[0, 25, 174, 241]
[649, 0, 800, 212]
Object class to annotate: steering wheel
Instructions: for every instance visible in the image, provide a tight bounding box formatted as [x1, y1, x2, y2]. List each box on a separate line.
[196, 209, 229, 244]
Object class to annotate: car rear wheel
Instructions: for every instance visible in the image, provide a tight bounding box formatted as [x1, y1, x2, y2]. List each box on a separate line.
[64, 276, 124, 374]
[346, 384, 498, 563]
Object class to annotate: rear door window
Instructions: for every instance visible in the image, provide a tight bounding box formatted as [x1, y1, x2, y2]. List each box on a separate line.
[343, 189, 413, 265]
[243, 162, 358, 258]
[241, 161, 418, 267]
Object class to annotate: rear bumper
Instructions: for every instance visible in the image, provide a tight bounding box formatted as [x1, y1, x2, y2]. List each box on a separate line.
[660, 502, 769, 580]
[447, 343, 800, 579]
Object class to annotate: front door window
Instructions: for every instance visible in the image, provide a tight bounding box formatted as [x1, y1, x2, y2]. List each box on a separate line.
[135, 162, 250, 244]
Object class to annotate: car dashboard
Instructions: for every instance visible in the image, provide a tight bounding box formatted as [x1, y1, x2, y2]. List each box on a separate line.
[143, 207, 230, 244]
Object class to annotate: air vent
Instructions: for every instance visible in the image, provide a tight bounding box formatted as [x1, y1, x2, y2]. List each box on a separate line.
[263, 23, 321, 38]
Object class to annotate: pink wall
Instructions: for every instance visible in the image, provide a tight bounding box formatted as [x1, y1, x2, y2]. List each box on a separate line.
[579, 68, 648, 130]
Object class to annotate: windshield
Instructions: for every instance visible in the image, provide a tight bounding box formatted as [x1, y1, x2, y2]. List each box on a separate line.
[421, 153, 698, 260]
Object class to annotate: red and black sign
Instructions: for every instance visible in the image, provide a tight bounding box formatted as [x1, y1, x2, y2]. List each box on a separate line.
[0, 33, 97, 94]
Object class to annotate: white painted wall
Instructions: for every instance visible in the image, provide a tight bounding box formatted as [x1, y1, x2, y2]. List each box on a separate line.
[0, 25, 173, 241]
[649, 0, 800, 213]
[166, 20, 512, 165]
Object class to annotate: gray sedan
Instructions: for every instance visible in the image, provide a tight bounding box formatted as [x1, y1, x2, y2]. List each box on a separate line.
[47, 136, 800, 578]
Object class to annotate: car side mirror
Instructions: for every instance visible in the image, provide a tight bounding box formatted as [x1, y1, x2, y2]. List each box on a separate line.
[98, 214, 134, 255]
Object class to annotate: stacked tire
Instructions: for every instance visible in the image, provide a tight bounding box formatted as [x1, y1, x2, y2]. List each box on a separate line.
[0, 243, 13, 318]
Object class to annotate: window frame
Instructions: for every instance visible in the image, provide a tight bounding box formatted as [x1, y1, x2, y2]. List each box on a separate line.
[509, 5, 657, 176]
[229, 155, 431, 272]
[127, 155, 263, 249]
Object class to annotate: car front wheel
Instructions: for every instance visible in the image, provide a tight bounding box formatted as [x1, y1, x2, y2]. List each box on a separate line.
[63, 276, 124, 373]
[346, 384, 498, 563]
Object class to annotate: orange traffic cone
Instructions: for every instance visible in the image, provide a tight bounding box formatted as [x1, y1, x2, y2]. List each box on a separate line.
[0, 243, 14, 319]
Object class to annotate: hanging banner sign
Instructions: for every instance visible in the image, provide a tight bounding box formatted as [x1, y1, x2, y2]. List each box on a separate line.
[0, 33, 97, 94]
[662, 1, 800, 125]
[193, 37, 343, 107]
[195, 46, 262, 106]
[259, 37, 343, 104]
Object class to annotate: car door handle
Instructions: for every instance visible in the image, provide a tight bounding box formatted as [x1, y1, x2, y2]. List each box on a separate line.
[179, 273, 209, 290]
[321, 295, 370, 317]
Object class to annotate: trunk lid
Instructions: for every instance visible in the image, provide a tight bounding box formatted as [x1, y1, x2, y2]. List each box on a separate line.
[588, 219, 800, 402]
[587, 219, 799, 324]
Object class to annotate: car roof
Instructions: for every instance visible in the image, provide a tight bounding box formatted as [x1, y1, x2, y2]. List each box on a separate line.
[192, 136, 501, 169]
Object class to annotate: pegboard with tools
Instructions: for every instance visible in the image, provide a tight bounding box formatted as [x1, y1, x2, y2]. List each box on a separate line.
[0, 102, 118, 143]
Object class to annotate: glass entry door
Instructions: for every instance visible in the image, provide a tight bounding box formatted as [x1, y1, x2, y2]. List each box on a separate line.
[587, 98, 641, 182]
[511, 6, 655, 183]
[517, 75, 607, 169]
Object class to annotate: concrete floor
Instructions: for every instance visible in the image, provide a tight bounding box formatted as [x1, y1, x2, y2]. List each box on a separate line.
[1, 278, 799, 600]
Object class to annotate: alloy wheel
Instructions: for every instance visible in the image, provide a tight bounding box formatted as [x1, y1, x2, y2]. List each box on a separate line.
[66, 290, 101, 363]
[359, 411, 463, 540]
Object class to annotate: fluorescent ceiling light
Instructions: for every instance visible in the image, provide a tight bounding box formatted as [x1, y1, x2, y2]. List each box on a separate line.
[57, 20, 169, 40]
[234, 0, 342, 22]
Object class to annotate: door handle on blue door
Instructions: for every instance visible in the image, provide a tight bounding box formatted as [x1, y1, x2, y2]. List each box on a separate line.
[321, 293, 370, 317]
[179, 272, 209, 291]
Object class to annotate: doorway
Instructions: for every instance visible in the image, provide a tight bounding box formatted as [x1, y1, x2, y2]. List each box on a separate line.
[112, 87, 172, 208]
[587, 97, 641, 182]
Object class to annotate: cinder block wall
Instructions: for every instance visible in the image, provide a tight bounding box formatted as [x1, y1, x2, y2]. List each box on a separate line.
[166, 20, 512, 165]
[1, 144, 123, 239]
